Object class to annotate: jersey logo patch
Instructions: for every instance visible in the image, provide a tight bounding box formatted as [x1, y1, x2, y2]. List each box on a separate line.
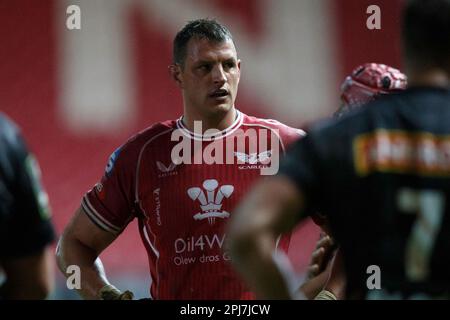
[156, 161, 177, 173]
[234, 150, 272, 164]
[105, 147, 121, 177]
[95, 182, 106, 200]
[187, 179, 234, 225]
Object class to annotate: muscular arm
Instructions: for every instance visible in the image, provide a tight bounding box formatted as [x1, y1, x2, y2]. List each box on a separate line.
[1, 247, 54, 299]
[56, 206, 118, 300]
[228, 175, 305, 299]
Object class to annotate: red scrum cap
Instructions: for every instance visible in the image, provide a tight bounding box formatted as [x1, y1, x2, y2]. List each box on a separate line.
[336, 63, 407, 117]
[313, 64, 407, 230]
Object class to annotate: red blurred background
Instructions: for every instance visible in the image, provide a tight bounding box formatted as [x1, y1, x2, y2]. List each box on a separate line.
[0, 0, 403, 298]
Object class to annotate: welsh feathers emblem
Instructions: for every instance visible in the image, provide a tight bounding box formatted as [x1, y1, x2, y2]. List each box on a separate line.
[187, 179, 234, 224]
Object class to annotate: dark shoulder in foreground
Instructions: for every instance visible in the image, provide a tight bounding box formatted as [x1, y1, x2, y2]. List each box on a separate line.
[0, 113, 21, 148]
[0, 113, 28, 177]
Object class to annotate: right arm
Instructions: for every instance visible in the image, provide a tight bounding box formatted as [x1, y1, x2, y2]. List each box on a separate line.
[56, 206, 120, 299]
[56, 138, 139, 299]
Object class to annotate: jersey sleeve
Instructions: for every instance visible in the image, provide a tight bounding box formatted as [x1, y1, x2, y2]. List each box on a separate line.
[264, 119, 306, 150]
[282, 127, 306, 148]
[0, 117, 55, 258]
[82, 140, 139, 235]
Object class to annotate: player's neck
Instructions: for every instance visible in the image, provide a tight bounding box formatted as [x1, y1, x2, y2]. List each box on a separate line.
[182, 108, 237, 133]
[408, 68, 450, 89]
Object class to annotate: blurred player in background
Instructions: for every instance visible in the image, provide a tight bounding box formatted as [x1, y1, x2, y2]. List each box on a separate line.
[0, 113, 55, 299]
[334, 63, 408, 118]
[229, 0, 450, 299]
[296, 63, 408, 299]
[56, 18, 304, 300]
[308, 63, 408, 300]
[313, 63, 408, 231]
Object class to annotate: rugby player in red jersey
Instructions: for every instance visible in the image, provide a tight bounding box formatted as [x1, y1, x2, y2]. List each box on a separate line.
[56, 18, 304, 300]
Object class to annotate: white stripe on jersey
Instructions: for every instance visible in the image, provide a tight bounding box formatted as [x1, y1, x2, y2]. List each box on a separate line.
[82, 196, 122, 234]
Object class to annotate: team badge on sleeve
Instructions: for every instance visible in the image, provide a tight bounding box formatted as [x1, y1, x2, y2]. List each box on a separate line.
[105, 147, 121, 177]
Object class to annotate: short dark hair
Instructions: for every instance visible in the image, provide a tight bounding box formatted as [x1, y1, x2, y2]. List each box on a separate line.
[173, 19, 234, 66]
[402, 0, 450, 72]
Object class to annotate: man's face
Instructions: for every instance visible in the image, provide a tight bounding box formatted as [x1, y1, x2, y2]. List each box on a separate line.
[174, 37, 241, 118]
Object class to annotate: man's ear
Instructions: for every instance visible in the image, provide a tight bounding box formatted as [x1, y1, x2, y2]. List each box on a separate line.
[169, 64, 183, 88]
[236, 59, 242, 83]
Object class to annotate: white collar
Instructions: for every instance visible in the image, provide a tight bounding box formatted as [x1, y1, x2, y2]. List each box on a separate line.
[176, 110, 243, 141]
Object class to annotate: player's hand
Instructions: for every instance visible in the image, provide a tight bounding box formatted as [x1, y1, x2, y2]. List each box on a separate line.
[306, 233, 336, 281]
[296, 233, 336, 299]
[99, 284, 134, 300]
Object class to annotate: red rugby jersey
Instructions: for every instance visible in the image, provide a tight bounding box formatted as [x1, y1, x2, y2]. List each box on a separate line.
[82, 110, 304, 299]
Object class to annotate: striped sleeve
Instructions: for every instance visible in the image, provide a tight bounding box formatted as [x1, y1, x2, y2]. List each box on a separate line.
[82, 141, 137, 234]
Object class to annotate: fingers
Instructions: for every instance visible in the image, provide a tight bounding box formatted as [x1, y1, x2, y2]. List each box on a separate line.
[310, 247, 325, 268]
[315, 234, 334, 251]
[306, 248, 325, 279]
[306, 264, 320, 280]
[99, 284, 134, 300]
[306, 234, 336, 280]
[119, 290, 134, 300]
[312, 236, 334, 263]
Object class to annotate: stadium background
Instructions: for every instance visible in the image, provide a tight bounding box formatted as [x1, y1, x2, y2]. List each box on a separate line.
[0, 0, 403, 299]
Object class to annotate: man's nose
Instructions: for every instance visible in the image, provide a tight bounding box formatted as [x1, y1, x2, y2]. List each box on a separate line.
[211, 65, 227, 84]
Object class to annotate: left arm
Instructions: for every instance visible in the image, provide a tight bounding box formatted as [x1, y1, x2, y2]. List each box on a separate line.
[228, 175, 305, 299]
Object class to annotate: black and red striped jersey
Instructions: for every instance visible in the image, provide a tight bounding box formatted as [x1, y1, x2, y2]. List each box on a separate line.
[279, 87, 450, 299]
